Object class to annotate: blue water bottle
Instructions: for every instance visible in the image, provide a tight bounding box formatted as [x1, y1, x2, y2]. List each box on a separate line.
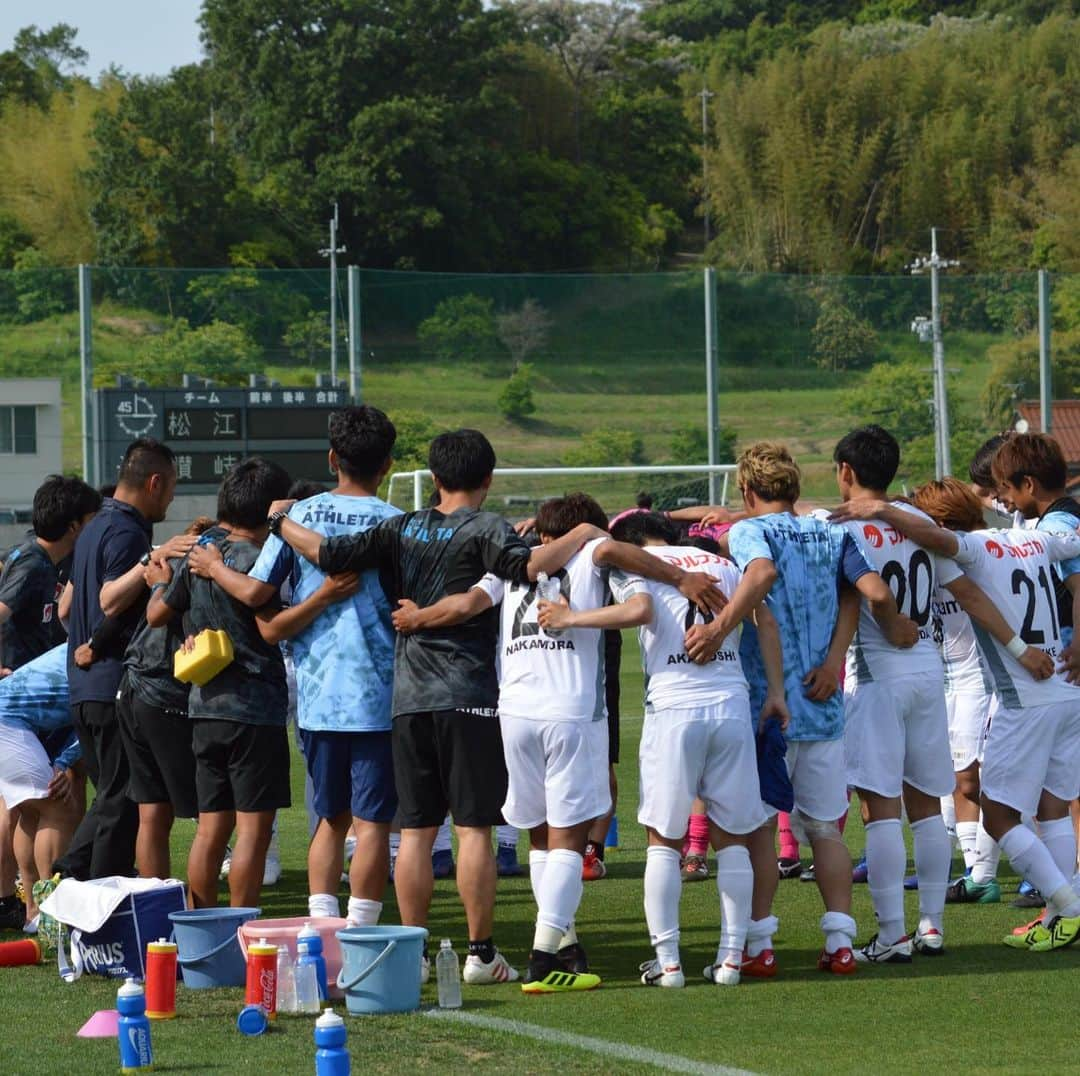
[117, 977, 154, 1073]
[314, 1008, 350, 1076]
[297, 923, 328, 1002]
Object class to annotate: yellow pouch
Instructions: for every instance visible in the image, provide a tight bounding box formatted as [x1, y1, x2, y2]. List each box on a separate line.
[173, 628, 234, 686]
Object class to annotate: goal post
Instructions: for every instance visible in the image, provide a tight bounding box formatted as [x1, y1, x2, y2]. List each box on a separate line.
[386, 464, 737, 515]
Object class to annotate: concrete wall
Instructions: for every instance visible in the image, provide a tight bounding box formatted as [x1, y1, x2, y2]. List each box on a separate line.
[0, 378, 62, 506]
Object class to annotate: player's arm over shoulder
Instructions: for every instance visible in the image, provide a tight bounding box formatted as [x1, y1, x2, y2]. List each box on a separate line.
[390, 578, 496, 635]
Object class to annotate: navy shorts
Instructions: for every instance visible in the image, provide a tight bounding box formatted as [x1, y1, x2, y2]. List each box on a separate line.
[300, 728, 397, 823]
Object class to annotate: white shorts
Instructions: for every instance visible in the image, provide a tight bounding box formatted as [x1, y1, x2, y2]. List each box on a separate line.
[638, 699, 767, 840]
[786, 740, 849, 823]
[981, 700, 1080, 818]
[946, 692, 994, 772]
[0, 722, 54, 809]
[844, 676, 955, 799]
[500, 715, 610, 831]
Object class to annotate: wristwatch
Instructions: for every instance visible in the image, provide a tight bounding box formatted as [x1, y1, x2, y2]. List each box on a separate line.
[267, 510, 288, 536]
[139, 551, 152, 567]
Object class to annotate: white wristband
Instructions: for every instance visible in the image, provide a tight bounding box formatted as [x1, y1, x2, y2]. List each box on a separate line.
[1005, 635, 1028, 659]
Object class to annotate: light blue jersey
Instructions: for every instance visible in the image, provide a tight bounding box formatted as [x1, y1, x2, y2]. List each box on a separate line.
[729, 513, 872, 741]
[250, 492, 400, 733]
[0, 643, 80, 768]
[1036, 509, 1080, 649]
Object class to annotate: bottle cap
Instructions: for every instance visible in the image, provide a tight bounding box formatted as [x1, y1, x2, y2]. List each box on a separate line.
[118, 978, 144, 997]
[440, 938, 452, 948]
[298, 922, 318, 938]
[237, 1004, 269, 1036]
[248, 941, 278, 956]
[147, 939, 177, 953]
[316, 1008, 344, 1030]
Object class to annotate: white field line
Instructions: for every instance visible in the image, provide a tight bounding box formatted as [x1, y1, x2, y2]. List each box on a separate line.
[426, 1008, 756, 1076]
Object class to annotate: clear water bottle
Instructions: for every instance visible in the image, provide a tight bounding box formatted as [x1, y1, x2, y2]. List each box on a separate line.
[435, 938, 462, 1009]
[536, 572, 563, 637]
[276, 945, 297, 1014]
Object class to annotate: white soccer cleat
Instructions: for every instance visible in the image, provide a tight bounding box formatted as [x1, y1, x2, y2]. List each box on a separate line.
[420, 954, 430, 985]
[462, 950, 520, 984]
[913, 926, 945, 956]
[702, 961, 741, 986]
[853, 933, 913, 964]
[639, 959, 685, 988]
[219, 847, 232, 879]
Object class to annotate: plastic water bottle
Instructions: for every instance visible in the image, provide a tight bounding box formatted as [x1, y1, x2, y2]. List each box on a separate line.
[536, 572, 563, 637]
[296, 958, 321, 1015]
[276, 944, 297, 1014]
[314, 1008, 350, 1076]
[117, 978, 153, 1073]
[435, 938, 462, 1009]
[297, 922, 328, 1002]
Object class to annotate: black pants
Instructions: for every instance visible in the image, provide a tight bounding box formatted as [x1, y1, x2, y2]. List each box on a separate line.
[55, 700, 139, 880]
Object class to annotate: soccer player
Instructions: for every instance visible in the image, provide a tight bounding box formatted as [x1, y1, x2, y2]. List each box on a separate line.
[146, 458, 293, 908]
[834, 478, 1080, 950]
[685, 441, 914, 973]
[603, 510, 778, 987]
[187, 406, 402, 926]
[828, 428, 1055, 961]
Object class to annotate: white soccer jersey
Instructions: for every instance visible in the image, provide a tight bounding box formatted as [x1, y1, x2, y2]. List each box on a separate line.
[613, 546, 747, 710]
[952, 527, 1080, 709]
[477, 537, 645, 722]
[839, 502, 962, 684]
[932, 588, 992, 697]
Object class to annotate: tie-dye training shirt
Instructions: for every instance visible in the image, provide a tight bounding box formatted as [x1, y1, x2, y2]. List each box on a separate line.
[0, 643, 80, 768]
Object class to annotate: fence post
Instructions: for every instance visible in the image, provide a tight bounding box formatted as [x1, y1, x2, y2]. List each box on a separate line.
[704, 267, 721, 505]
[347, 266, 361, 403]
[1039, 269, 1052, 435]
[78, 264, 94, 485]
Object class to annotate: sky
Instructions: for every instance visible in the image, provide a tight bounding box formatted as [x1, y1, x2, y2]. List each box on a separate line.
[0, 1, 205, 79]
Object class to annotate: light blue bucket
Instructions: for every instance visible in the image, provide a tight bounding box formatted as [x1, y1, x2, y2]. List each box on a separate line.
[335, 925, 428, 1015]
[169, 907, 261, 989]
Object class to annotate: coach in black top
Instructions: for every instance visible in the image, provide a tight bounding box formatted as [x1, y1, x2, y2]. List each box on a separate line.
[57, 439, 184, 880]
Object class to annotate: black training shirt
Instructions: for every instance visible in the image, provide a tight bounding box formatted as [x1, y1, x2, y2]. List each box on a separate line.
[0, 540, 65, 671]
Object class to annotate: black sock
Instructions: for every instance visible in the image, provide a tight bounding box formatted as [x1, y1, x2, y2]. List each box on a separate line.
[0, 895, 16, 909]
[469, 937, 496, 964]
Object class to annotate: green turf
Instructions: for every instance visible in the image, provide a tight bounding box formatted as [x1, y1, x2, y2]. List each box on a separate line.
[2, 642, 1079, 1074]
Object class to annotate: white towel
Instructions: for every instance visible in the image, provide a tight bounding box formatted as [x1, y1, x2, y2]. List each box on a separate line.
[41, 876, 184, 933]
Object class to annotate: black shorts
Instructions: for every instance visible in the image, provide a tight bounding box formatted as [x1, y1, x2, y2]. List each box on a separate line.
[192, 719, 291, 815]
[604, 629, 622, 765]
[393, 710, 507, 829]
[117, 678, 198, 818]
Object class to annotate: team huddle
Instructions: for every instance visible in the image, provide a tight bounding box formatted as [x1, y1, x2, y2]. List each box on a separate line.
[1, 406, 1080, 995]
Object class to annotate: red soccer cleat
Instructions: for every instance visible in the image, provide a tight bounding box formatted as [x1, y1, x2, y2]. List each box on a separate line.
[739, 948, 777, 978]
[818, 946, 857, 974]
[582, 848, 607, 881]
[1012, 912, 1046, 936]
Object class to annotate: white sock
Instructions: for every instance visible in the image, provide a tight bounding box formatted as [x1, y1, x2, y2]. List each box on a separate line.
[913, 815, 951, 933]
[308, 892, 340, 919]
[1038, 817, 1078, 885]
[389, 832, 401, 857]
[865, 818, 907, 945]
[497, 824, 519, 849]
[941, 796, 957, 846]
[971, 821, 1001, 884]
[644, 845, 682, 967]
[820, 910, 857, 954]
[533, 848, 583, 954]
[955, 820, 979, 872]
[715, 845, 753, 966]
[346, 897, 381, 925]
[999, 824, 1078, 916]
[433, 818, 452, 854]
[528, 849, 548, 906]
[745, 914, 779, 959]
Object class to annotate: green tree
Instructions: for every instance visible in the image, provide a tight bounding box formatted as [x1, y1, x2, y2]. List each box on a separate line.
[418, 295, 500, 364]
[0, 23, 86, 107]
[564, 427, 646, 466]
[10, 246, 73, 321]
[283, 311, 346, 366]
[982, 331, 1080, 426]
[389, 411, 446, 471]
[498, 362, 537, 419]
[669, 425, 736, 463]
[811, 293, 879, 371]
[185, 271, 311, 346]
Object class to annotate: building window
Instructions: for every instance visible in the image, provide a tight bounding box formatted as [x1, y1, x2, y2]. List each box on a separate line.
[0, 406, 37, 455]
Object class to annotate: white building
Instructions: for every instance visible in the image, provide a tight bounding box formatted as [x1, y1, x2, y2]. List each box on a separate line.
[0, 377, 63, 513]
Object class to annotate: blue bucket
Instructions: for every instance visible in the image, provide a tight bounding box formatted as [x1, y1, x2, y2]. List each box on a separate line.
[335, 925, 428, 1015]
[169, 907, 261, 989]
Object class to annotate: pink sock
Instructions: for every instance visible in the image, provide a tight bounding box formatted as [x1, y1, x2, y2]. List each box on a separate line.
[778, 812, 798, 860]
[688, 814, 710, 857]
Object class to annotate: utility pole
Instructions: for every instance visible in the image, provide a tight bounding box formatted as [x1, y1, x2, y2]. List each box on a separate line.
[319, 203, 346, 385]
[699, 85, 715, 254]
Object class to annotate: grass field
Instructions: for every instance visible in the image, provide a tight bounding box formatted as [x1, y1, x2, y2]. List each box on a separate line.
[2, 645, 1079, 1075]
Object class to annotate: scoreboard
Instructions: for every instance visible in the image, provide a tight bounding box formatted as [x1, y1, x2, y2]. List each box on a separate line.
[93, 386, 346, 493]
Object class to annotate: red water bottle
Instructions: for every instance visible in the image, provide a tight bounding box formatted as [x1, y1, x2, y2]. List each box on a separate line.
[145, 938, 177, 1019]
[0, 938, 41, 967]
[245, 939, 278, 1020]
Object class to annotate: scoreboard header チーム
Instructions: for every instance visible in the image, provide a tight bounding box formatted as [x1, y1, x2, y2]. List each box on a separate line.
[94, 386, 346, 492]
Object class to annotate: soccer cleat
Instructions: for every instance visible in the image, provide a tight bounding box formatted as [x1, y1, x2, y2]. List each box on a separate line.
[702, 961, 741, 986]
[496, 844, 523, 877]
[463, 949, 520, 984]
[1011, 885, 1045, 909]
[682, 854, 709, 882]
[851, 855, 869, 884]
[431, 848, 455, 879]
[262, 854, 282, 887]
[800, 864, 816, 883]
[0, 897, 27, 931]
[522, 969, 602, 994]
[778, 856, 803, 880]
[1012, 913, 1046, 936]
[913, 927, 945, 956]
[582, 849, 607, 881]
[557, 942, 589, 974]
[1003, 921, 1051, 950]
[219, 846, 233, 879]
[639, 959, 685, 988]
[420, 955, 430, 985]
[854, 933, 913, 964]
[903, 873, 919, 890]
[817, 947, 856, 975]
[945, 876, 1001, 904]
[1029, 915, 1080, 952]
[739, 948, 777, 978]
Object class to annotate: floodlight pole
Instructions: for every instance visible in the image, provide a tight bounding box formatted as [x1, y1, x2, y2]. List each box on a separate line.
[320, 202, 346, 385]
[78, 264, 94, 485]
[704, 267, 721, 505]
[930, 229, 951, 477]
[1039, 269, 1052, 434]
